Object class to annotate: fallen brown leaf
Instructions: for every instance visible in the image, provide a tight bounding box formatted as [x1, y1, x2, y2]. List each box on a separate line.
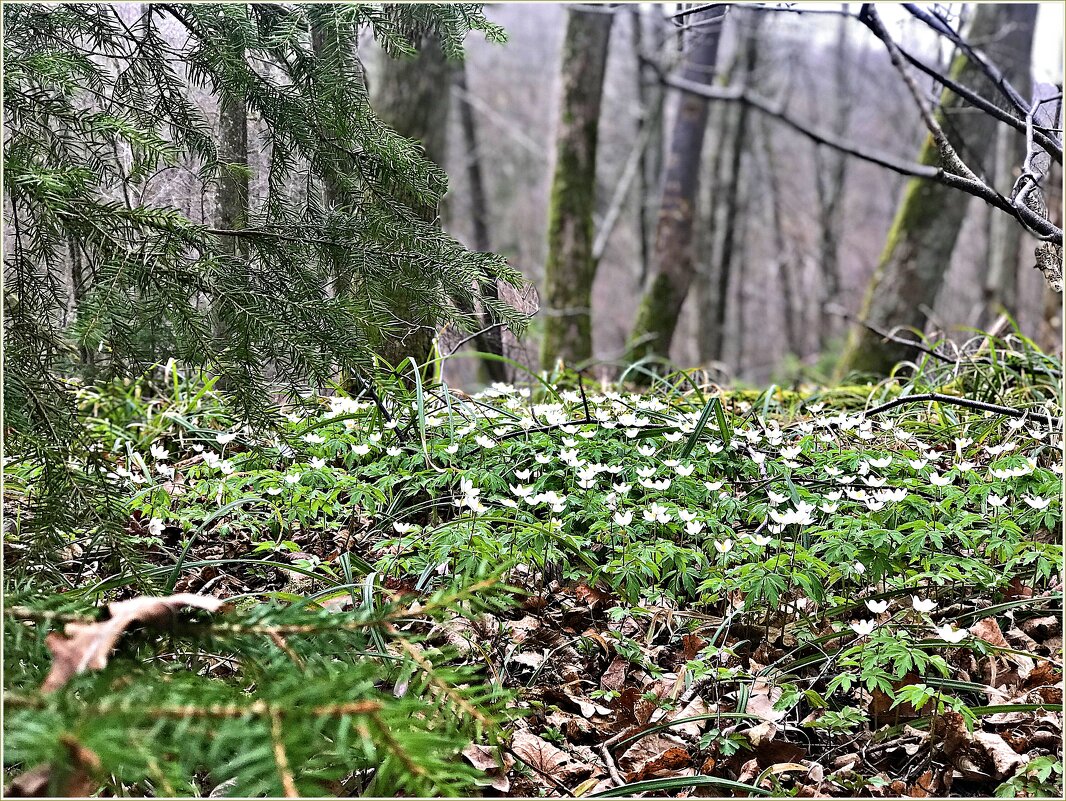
[600, 654, 628, 692]
[969, 617, 1010, 649]
[511, 730, 592, 783]
[6, 735, 101, 797]
[42, 593, 226, 692]
[462, 743, 515, 792]
[745, 677, 786, 722]
[972, 730, 1028, 779]
[616, 734, 690, 781]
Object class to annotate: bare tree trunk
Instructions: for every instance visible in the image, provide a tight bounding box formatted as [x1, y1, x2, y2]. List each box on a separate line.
[633, 6, 666, 286]
[539, 5, 614, 370]
[693, 97, 730, 364]
[976, 7, 1038, 328]
[756, 114, 799, 356]
[837, 3, 1036, 376]
[374, 33, 456, 370]
[455, 63, 507, 383]
[629, 6, 727, 363]
[813, 7, 853, 351]
[978, 123, 1025, 326]
[707, 11, 760, 365]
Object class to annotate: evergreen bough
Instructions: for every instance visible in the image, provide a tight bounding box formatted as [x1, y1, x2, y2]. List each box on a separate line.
[4, 571, 513, 796]
[3, 4, 526, 793]
[3, 2, 526, 554]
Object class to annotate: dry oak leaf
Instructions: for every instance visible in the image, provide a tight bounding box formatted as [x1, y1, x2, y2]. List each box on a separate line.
[510, 730, 593, 783]
[745, 677, 786, 722]
[969, 617, 1010, 649]
[600, 654, 628, 692]
[971, 731, 1029, 780]
[616, 734, 691, 782]
[462, 743, 515, 793]
[42, 593, 226, 693]
[662, 697, 710, 738]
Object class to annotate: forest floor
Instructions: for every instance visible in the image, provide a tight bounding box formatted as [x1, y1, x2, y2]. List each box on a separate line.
[4, 343, 1064, 798]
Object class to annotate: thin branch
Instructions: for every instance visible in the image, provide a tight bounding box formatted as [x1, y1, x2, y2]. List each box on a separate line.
[828, 304, 1062, 379]
[592, 105, 661, 263]
[891, 41, 1061, 163]
[901, 3, 1031, 118]
[860, 5, 980, 183]
[865, 393, 1057, 428]
[662, 73, 934, 179]
[657, 52, 1062, 244]
[444, 322, 508, 357]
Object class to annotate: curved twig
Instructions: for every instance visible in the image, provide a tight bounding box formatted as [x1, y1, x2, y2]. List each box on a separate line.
[865, 393, 1057, 428]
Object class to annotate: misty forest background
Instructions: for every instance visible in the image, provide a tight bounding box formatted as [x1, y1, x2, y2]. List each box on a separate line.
[133, 2, 1064, 384]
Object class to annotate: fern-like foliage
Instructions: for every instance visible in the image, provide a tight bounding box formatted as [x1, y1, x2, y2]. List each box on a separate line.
[4, 571, 513, 796]
[3, 3, 526, 553]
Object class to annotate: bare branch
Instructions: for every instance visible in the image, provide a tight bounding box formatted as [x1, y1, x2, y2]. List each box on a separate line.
[865, 393, 1056, 428]
[901, 3, 1032, 118]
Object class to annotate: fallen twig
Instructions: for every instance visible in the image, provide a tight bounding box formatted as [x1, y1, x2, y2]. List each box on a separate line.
[865, 393, 1057, 428]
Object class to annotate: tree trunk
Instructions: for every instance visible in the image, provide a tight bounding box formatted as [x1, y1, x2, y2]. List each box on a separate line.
[628, 6, 727, 363]
[373, 33, 456, 371]
[813, 7, 853, 351]
[707, 11, 760, 365]
[455, 63, 507, 383]
[836, 3, 1036, 376]
[692, 98, 730, 364]
[217, 87, 249, 250]
[539, 5, 614, 370]
[978, 124, 1025, 326]
[757, 114, 800, 357]
[633, 6, 666, 286]
[310, 10, 368, 300]
[976, 5, 1038, 328]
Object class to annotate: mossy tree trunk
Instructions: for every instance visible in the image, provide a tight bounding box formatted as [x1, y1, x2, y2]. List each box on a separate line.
[836, 3, 1036, 377]
[374, 33, 456, 372]
[539, 5, 614, 371]
[217, 74, 249, 251]
[628, 7, 727, 364]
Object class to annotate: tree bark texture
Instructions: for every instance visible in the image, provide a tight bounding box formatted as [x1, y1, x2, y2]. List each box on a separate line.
[455, 63, 507, 382]
[837, 3, 1036, 376]
[977, 6, 1038, 328]
[633, 6, 666, 286]
[539, 6, 614, 370]
[374, 33, 456, 371]
[814, 7, 853, 351]
[217, 82, 249, 249]
[629, 6, 727, 363]
[706, 11, 760, 365]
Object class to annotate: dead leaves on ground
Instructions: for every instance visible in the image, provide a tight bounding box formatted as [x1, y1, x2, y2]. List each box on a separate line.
[10, 574, 1063, 798]
[464, 578, 1063, 797]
